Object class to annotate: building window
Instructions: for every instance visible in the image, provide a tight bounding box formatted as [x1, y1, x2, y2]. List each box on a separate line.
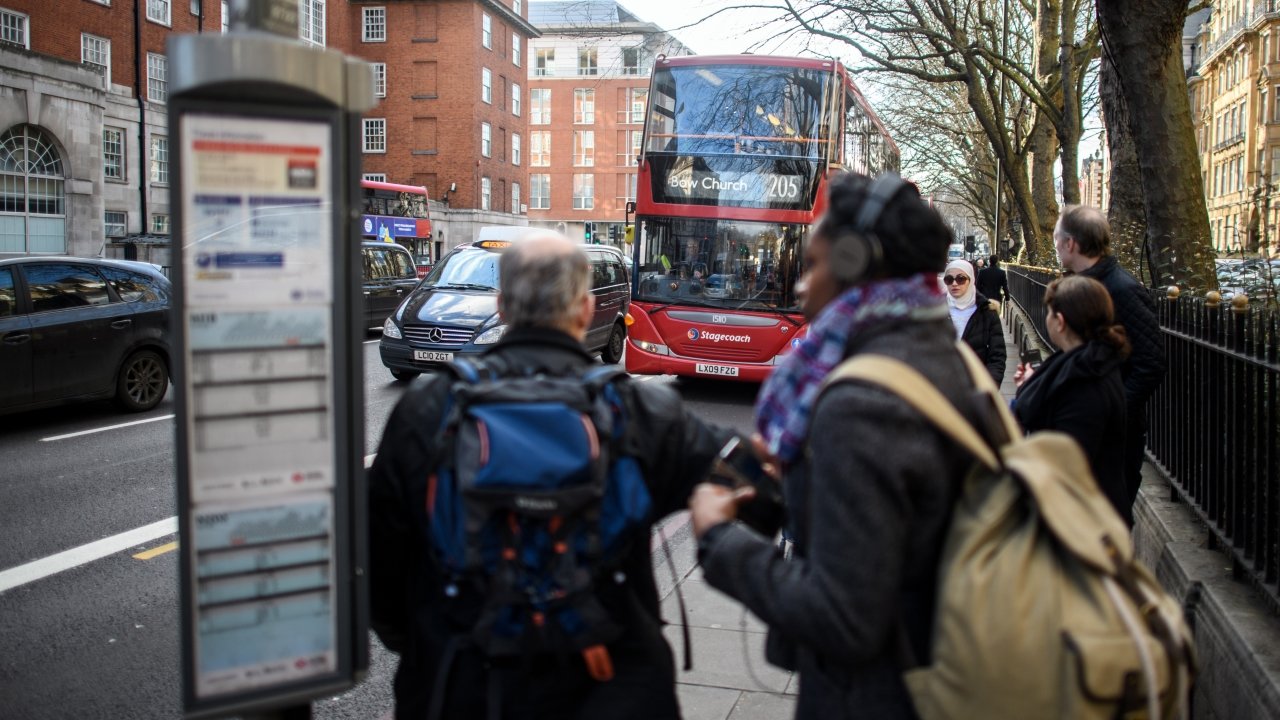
[512, 133, 521, 165]
[363, 119, 386, 153]
[512, 83, 521, 116]
[531, 174, 550, 209]
[0, 8, 29, 50]
[147, 53, 167, 103]
[299, 0, 325, 47]
[152, 214, 170, 234]
[573, 131, 594, 167]
[482, 68, 492, 103]
[578, 47, 597, 76]
[618, 129, 642, 166]
[150, 135, 169, 184]
[481, 177, 491, 210]
[146, 0, 170, 25]
[81, 34, 111, 86]
[535, 48, 555, 76]
[103, 127, 125, 180]
[622, 47, 642, 75]
[481, 123, 492, 157]
[574, 89, 595, 124]
[105, 210, 127, 238]
[531, 88, 551, 124]
[617, 173, 637, 204]
[482, 13, 492, 49]
[573, 174, 594, 209]
[363, 173, 387, 182]
[222, 1, 229, 33]
[363, 7, 386, 42]
[373, 63, 387, 98]
[629, 88, 648, 124]
[531, 131, 550, 166]
[514, 0, 521, 14]
[512, 182, 521, 213]
[512, 35, 521, 66]
[0, 125, 66, 253]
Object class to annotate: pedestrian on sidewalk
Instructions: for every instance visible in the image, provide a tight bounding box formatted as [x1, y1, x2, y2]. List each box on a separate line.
[367, 231, 734, 719]
[1013, 275, 1132, 523]
[976, 254, 1009, 305]
[689, 172, 988, 720]
[1054, 205, 1165, 522]
[945, 258, 1006, 385]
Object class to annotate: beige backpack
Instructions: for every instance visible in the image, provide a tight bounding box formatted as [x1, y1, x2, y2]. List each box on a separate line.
[826, 345, 1195, 720]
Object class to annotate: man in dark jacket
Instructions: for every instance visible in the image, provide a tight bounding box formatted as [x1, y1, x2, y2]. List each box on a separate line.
[1054, 205, 1166, 519]
[368, 232, 730, 719]
[976, 255, 1009, 303]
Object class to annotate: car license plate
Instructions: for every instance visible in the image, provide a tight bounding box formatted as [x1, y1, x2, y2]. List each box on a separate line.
[413, 350, 454, 362]
[695, 363, 739, 377]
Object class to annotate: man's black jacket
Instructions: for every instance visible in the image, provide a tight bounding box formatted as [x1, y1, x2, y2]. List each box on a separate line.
[367, 327, 730, 719]
[976, 265, 1008, 303]
[1079, 256, 1166, 408]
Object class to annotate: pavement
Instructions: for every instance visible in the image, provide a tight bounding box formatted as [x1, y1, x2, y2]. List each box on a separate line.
[662, 307, 1023, 720]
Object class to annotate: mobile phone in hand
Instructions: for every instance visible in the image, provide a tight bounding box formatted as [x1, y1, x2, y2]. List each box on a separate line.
[717, 436, 769, 490]
[715, 436, 786, 535]
[1020, 347, 1042, 369]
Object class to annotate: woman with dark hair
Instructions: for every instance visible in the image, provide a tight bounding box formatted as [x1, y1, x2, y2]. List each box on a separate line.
[1014, 275, 1132, 523]
[688, 172, 990, 719]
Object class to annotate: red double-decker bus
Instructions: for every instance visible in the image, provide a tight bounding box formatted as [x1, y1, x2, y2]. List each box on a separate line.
[625, 55, 900, 381]
[360, 179, 434, 276]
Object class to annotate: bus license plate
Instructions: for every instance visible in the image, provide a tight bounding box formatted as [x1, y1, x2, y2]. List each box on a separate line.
[695, 363, 739, 377]
[413, 350, 453, 362]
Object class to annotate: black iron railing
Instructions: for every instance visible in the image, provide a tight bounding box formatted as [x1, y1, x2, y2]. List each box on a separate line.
[1007, 263, 1280, 612]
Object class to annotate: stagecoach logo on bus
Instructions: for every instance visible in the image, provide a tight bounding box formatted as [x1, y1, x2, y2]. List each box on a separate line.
[687, 328, 751, 344]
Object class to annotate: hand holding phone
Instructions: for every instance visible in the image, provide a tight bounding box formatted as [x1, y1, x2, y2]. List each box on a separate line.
[711, 436, 786, 535]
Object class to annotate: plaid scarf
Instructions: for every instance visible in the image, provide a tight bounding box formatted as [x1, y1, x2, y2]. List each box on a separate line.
[755, 273, 945, 464]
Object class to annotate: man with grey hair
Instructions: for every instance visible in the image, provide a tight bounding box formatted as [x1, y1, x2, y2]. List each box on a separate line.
[368, 232, 732, 719]
[1054, 205, 1165, 524]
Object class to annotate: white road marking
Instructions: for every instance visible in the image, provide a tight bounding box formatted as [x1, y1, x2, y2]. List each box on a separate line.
[0, 517, 177, 594]
[40, 415, 175, 442]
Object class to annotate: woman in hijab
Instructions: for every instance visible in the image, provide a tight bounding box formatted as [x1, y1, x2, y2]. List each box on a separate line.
[945, 258, 1005, 384]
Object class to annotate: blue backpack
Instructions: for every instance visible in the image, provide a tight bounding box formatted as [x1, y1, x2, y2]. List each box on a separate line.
[420, 360, 654, 676]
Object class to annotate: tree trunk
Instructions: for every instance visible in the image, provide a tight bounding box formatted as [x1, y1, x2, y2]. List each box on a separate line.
[1028, 115, 1060, 263]
[1096, 0, 1216, 289]
[1058, 0, 1081, 206]
[1099, 54, 1152, 283]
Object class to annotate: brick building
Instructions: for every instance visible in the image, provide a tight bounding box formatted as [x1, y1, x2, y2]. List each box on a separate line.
[0, 0, 224, 260]
[526, 1, 690, 244]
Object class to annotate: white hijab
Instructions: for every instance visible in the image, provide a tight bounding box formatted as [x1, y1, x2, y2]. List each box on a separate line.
[945, 259, 978, 310]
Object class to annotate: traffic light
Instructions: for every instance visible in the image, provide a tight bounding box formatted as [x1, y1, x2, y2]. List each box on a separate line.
[609, 225, 619, 242]
[584, 222, 594, 243]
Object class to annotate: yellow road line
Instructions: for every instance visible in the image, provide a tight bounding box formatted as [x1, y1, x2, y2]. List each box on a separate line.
[133, 541, 178, 560]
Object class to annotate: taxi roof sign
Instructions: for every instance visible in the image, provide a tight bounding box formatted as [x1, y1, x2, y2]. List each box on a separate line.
[477, 240, 513, 250]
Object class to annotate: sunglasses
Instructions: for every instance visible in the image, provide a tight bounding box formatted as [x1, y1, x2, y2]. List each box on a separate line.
[943, 275, 970, 286]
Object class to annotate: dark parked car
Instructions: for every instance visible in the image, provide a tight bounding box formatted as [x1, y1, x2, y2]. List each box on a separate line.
[379, 240, 630, 380]
[0, 256, 171, 415]
[361, 242, 421, 331]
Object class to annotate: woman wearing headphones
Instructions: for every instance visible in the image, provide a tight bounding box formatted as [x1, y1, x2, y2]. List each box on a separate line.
[688, 172, 988, 719]
[944, 258, 1006, 385]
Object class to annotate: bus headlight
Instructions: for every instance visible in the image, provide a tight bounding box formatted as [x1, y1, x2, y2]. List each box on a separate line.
[382, 318, 403, 339]
[474, 324, 508, 345]
[631, 339, 669, 355]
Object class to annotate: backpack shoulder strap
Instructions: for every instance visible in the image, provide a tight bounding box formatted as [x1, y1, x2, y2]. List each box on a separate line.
[952, 340, 1022, 443]
[823, 355, 1001, 470]
[582, 364, 629, 388]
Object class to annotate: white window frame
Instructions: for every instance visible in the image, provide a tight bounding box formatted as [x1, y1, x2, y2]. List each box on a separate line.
[512, 35, 521, 67]
[514, 0, 521, 14]
[152, 213, 170, 234]
[531, 174, 550, 210]
[481, 177, 492, 211]
[105, 210, 127, 238]
[629, 88, 648, 124]
[146, 0, 170, 26]
[531, 131, 550, 166]
[512, 83, 521, 116]
[622, 46, 642, 75]
[574, 88, 595, 124]
[482, 13, 492, 49]
[512, 133, 521, 166]
[147, 53, 167, 103]
[362, 173, 387, 182]
[573, 130, 594, 167]
[81, 33, 111, 87]
[531, 88, 550, 124]
[536, 48, 555, 77]
[103, 127, 125, 181]
[573, 174, 594, 210]
[299, 0, 326, 47]
[482, 68, 492, 104]
[578, 47, 597, 76]
[0, 8, 29, 50]
[363, 6, 386, 43]
[150, 135, 169, 184]
[363, 118, 386, 153]
[512, 182, 521, 213]
[481, 123, 492, 158]
[373, 63, 387, 98]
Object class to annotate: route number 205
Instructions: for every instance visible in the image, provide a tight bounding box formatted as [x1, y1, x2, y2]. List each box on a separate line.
[766, 176, 800, 200]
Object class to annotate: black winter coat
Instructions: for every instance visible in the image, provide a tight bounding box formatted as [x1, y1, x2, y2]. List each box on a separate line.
[1013, 340, 1130, 523]
[1078, 256, 1166, 409]
[976, 265, 1008, 303]
[958, 294, 1006, 385]
[700, 315, 991, 720]
[367, 328, 730, 720]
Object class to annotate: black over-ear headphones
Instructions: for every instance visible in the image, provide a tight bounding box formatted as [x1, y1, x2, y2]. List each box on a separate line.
[829, 172, 909, 284]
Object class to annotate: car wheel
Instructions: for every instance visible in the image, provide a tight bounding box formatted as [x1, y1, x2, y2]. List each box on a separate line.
[116, 350, 168, 412]
[600, 322, 626, 364]
[391, 369, 419, 382]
